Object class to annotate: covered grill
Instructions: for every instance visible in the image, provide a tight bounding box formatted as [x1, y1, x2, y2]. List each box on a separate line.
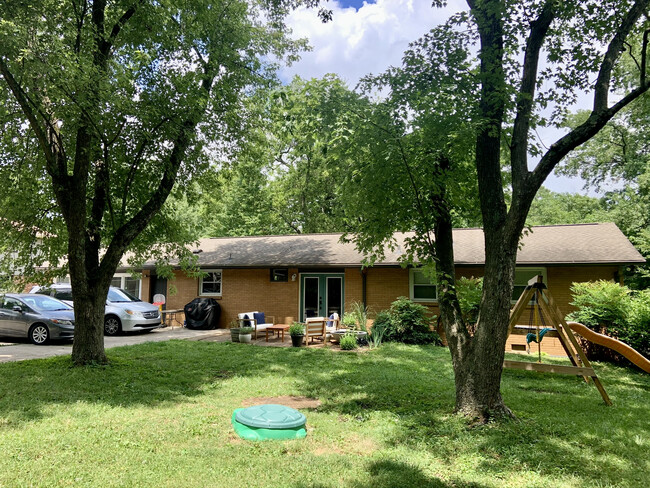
[183, 297, 221, 329]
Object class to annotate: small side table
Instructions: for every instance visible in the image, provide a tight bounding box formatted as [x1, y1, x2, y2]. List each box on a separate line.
[161, 309, 183, 329]
[265, 324, 290, 342]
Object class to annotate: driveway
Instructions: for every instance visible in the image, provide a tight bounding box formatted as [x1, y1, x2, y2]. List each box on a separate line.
[0, 327, 226, 363]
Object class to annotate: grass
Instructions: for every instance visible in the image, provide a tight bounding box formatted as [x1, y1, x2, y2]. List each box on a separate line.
[0, 342, 648, 488]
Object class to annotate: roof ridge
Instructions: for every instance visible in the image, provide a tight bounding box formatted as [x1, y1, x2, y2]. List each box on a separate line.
[205, 232, 346, 241]
[201, 223, 614, 240]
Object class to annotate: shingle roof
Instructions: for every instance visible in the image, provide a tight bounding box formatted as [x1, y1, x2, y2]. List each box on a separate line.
[141, 223, 644, 269]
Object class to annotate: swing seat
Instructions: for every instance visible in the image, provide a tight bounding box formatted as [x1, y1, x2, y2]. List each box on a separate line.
[525, 327, 552, 344]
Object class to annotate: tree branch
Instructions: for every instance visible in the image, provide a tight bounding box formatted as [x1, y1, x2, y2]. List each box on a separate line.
[531, 84, 650, 190]
[120, 117, 171, 222]
[510, 0, 555, 194]
[108, 2, 141, 46]
[0, 57, 65, 183]
[593, 0, 649, 112]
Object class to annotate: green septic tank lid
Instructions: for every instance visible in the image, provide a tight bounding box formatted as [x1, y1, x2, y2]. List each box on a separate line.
[235, 404, 306, 429]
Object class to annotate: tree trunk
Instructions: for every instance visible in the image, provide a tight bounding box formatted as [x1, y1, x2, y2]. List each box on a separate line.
[71, 286, 109, 364]
[451, 243, 517, 420]
[436, 201, 519, 420]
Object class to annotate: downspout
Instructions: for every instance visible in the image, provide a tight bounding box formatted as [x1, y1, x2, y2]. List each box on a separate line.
[360, 268, 368, 308]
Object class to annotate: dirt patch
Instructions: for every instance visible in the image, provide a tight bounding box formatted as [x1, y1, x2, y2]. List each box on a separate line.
[241, 395, 322, 409]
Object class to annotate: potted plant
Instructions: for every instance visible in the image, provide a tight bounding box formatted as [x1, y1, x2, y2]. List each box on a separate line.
[229, 320, 241, 342]
[289, 322, 305, 347]
[238, 326, 254, 343]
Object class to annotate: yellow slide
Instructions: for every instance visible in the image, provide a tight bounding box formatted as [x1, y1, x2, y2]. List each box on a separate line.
[567, 321, 650, 374]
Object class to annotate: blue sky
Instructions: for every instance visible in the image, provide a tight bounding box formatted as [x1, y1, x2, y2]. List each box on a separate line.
[336, 0, 376, 9]
[280, 0, 592, 195]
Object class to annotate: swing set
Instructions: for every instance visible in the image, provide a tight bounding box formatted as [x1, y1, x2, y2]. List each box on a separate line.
[504, 275, 612, 406]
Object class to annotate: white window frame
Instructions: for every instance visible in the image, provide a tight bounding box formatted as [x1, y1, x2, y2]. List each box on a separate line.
[112, 273, 142, 299]
[512, 267, 547, 304]
[409, 268, 438, 303]
[199, 269, 222, 297]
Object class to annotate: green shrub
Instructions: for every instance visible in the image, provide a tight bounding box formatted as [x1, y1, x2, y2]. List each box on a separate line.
[376, 297, 440, 345]
[568, 281, 631, 330]
[567, 281, 650, 362]
[628, 289, 650, 358]
[339, 333, 358, 350]
[238, 327, 254, 334]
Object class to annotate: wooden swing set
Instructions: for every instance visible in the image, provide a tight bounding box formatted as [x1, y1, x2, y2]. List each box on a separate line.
[504, 275, 612, 405]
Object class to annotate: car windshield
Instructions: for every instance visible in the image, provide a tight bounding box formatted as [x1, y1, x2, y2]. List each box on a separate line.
[21, 295, 72, 312]
[107, 287, 141, 303]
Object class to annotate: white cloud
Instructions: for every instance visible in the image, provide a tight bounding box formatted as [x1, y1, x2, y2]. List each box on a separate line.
[280, 0, 465, 86]
[280, 0, 595, 195]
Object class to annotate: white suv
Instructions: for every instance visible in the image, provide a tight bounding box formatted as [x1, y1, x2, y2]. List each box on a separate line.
[31, 284, 161, 335]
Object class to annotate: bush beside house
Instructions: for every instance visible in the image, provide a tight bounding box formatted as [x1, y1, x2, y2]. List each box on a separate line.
[568, 281, 650, 362]
[372, 297, 441, 345]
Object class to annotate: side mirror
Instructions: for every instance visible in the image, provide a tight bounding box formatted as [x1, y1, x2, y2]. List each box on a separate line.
[12, 305, 23, 313]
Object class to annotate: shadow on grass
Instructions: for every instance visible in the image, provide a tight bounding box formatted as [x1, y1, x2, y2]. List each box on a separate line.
[294, 460, 489, 488]
[289, 345, 650, 487]
[0, 340, 648, 487]
[0, 341, 275, 424]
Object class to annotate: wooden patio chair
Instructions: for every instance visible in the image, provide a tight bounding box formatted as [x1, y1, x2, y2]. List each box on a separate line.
[304, 317, 327, 345]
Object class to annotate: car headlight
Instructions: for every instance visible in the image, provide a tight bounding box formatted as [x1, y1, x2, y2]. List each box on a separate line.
[51, 319, 73, 326]
[125, 310, 143, 317]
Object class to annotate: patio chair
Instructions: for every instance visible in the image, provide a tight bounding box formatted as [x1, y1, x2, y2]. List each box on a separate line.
[238, 311, 275, 339]
[304, 317, 327, 345]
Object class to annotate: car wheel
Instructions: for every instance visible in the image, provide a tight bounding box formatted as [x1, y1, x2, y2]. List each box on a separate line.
[104, 316, 122, 336]
[29, 324, 50, 345]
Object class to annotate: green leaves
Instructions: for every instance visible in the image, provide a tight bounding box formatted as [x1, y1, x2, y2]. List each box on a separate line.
[0, 0, 311, 280]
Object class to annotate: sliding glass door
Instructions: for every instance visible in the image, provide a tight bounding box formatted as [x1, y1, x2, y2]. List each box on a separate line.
[300, 273, 344, 321]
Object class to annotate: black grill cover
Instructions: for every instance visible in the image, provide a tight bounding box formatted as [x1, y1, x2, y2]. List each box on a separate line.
[183, 298, 221, 329]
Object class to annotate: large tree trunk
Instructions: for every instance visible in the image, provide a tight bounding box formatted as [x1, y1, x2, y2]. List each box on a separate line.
[452, 243, 517, 420]
[436, 198, 519, 420]
[71, 284, 110, 364]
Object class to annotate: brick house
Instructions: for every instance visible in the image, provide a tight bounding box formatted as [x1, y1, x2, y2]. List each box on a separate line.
[125, 223, 644, 345]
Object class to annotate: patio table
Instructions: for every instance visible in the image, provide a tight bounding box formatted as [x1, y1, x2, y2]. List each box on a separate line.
[265, 324, 290, 342]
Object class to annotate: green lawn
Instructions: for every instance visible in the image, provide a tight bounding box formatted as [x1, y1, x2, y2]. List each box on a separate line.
[0, 342, 648, 488]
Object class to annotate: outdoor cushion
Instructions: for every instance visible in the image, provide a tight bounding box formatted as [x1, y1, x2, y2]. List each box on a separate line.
[253, 312, 265, 326]
[238, 312, 258, 327]
[327, 313, 339, 328]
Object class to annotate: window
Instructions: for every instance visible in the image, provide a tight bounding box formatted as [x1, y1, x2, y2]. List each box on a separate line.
[112, 273, 141, 298]
[512, 267, 546, 303]
[0, 296, 22, 311]
[409, 269, 437, 302]
[199, 269, 222, 296]
[270, 268, 288, 282]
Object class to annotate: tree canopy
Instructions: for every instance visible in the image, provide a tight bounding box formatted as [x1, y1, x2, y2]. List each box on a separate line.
[0, 0, 316, 363]
[337, 0, 650, 420]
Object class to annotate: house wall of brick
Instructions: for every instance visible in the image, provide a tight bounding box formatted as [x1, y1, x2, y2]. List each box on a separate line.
[159, 267, 301, 328]
[141, 264, 620, 351]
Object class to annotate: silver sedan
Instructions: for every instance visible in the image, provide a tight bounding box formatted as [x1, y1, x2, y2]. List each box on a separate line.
[0, 294, 75, 345]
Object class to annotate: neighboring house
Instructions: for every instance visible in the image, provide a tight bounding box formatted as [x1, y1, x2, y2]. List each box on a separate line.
[123, 223, 645, 342]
